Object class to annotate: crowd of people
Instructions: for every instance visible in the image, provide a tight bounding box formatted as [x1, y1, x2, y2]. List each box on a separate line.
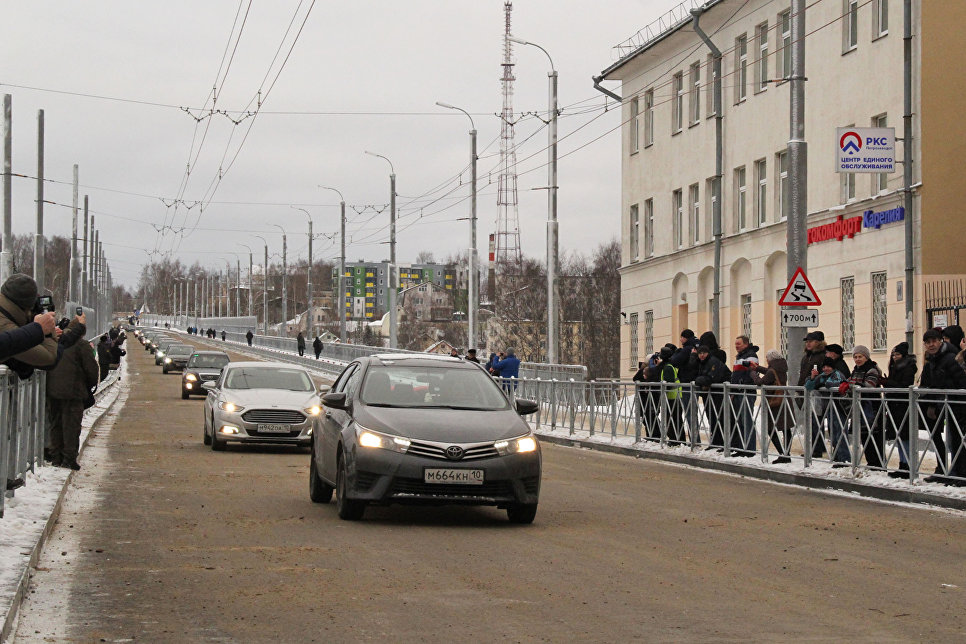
[629, 326, 966, 486]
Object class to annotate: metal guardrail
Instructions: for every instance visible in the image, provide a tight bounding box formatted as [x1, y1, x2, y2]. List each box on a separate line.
[1, 354, 122, 518]
[498, 378, 966, 488]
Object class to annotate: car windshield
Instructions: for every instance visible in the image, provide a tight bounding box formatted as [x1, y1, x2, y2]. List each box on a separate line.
[188, 354, 230, 369]
[224, 367, 314, 392]
[360, 365, 509, 410]
[168, 346, 192, 356]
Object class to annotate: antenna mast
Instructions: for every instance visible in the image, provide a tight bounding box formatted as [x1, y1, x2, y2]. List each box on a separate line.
[495, 1, 523, 269]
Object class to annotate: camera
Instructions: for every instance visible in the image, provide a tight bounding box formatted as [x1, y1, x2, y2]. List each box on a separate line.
[76, 306, 84, 316]
[32, 294, 54, 315]
[56, 317, 71, 331]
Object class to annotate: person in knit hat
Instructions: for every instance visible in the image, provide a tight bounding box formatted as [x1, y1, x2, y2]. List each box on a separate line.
[842, 345, 883, 468]
[941, 325, 966, 370]
[883, 341, 918, 478]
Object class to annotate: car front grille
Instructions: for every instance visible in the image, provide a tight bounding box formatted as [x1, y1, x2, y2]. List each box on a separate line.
[522, 476, 540, 495]
[246, 428, 303, 438]
[241, 409, 306, 424]
[200, 374, 219, 381]
[389, 477, 513, 499]
[406, 440, 500, 461]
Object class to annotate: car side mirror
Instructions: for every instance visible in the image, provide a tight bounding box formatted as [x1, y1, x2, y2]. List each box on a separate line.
[317, 384, 331, 395]
[201, 381, 216, 391]
[322, 391, 349, 411]
[515, 398, 539, 416]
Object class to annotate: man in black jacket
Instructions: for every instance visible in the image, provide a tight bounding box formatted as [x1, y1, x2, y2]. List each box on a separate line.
[920, 329, 966, 485]
[46, 332, 99, 469]
[313, 335, 323, 359]
[694, 345, 731, 448]
[246, 330, 254, 346]
[799, 331, 830, 457]
[730, 335, 759, 456]
[671, 329, 700, 444]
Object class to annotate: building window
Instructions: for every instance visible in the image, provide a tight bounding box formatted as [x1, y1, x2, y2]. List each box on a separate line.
[705, 177, 716, 240]
[629, 97, 639, 154]
[630, 204, 640, 262]
[672, 72, 684, 133]
[705, 54, 716, 118]
[735, 166, 747, 231]
[673, 189, 684, 249]
[741, 294, 752, 338]
[689, 183, 700, 245]
[842, 164, 856, 203]
[873, 113, 888, 193]
[755, 158, 767, 226]
[779, 10, 791, 79]
[756, 22, 768, 92]
[644, 198, 654, 258]
[629, 312, 639, 368]
[873, 0, 889, 38]
[643, 89, 654, 147]
[735, 35, 748, 104]
[689, 62, 701, 125]
[644, 310, 654, 355]
[841, 277, 855, 351]
[777, 150, 789, 221]
[844, 0, 858, 53]
[872, 272, 888, 350]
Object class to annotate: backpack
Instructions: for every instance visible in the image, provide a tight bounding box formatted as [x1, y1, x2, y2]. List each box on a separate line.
[663, 364, 682, 400]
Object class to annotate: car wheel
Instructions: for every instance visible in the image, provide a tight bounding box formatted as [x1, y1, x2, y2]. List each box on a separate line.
[181, 388, 189, 400]
[163, 365, 169, 374]
[336, 453, 365, 520]
[210, 414, 226, 451]
[309, 447, 334, 503]
[506, 503, 538, 524]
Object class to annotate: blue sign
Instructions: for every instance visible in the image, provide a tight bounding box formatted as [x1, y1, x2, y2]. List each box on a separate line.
[862, 206, 905, 230]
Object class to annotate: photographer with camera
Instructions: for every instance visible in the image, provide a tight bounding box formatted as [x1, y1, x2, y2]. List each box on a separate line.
[45, 318, 99, 470]
[0, 274, 86, 377]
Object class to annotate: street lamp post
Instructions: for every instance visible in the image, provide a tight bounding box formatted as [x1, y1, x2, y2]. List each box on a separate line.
[239, 244, 254, 318]
[273, 225, 287, 334]
[436, 101, 478, 352]
[511, 37, 558, 364]
[365, 151, 397, 349]
[255, 235, 269, 335]
[292, 207, 314, 339]
[319, 185, 347, 344]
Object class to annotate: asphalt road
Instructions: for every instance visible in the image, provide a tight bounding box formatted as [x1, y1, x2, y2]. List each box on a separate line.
[13, 337, 966, 642]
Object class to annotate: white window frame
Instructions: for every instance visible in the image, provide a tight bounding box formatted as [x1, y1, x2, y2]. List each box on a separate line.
[873, 113, 888, 193]
[705, 54, 716, 118]
[672, 72, 684, 133]
[777, 150, 789, 221]
[643, 89, 654, 148]
[630, 204, 640, 262]
[735, 166, 747, 232]
[779, 10, 791, 79]
[844, 0, 858, 53]
[673, 189, 684, 249]
[741, 294, 752, 338]
[841, 127, 856, 203]
[735, 34, 748, 104]
[629, 97, 639, 154]
[755, 158, 767, 227]
[873, 0, 889, 39]
[756, 22, 769, 93]
[689, 62, 701, 125]
[872, 272, 888, 350]
[643, 198, 654, 259]
[705, 177, 716, 240]
[689, 183, 700, 245]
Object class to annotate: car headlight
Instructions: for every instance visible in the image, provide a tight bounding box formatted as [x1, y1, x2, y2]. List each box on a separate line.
[304, 405, 322, 416]
[164, 358, 172, 364]
[157, 351, 164, 357]
[356, 425, 410, 453]
[218, 401, 244, 413]
[185, 373, 197, 382]
[494, 434, 538, 456]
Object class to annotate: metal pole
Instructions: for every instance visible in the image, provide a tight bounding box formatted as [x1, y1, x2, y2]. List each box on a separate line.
[1, 94, 11, 282]
[33, 109, 44, 294]
[81, 195, 89, 307]
[786, 0, 808, 383]
[903, 0, 915, 346]
[248, 252, 253, 317]
[307, 218, 313, 337]
[70, 164, 78, 302]
[340, 201, 346, 343]
[236, 258, 241, 318]
[547, 68, 559, 364]
[262, 240, 269, 334]
[691, 9, 722, 338]
[88, 214, 95, 310]
[389, 172, 397, 349]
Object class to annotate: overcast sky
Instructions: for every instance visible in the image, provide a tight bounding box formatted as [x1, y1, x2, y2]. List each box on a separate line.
[1, 0, 682, 289]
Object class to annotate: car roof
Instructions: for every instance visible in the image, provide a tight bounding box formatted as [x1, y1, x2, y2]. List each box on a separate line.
[188, 351, 229, 357]
[363, 354, 476, 369]
[224, 361, 310, 371]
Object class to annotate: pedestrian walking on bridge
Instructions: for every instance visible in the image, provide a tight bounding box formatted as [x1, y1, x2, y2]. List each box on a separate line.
[313, 336, 323, 359]
[297, 332, 306, 357]
[246, 330, 253, 347]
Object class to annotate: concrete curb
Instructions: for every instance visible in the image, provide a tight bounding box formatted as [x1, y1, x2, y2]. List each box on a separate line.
[1, 370, 125, 643]
[536, 432, 966, 512]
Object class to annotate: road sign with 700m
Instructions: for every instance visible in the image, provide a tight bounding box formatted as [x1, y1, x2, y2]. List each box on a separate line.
[781, 309, 819, 327]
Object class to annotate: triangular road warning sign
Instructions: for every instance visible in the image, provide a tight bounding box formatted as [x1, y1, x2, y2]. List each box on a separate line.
[778, 267, 822, 306]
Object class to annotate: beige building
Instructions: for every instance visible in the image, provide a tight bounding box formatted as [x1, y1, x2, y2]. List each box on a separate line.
[600, 0, 966, 372]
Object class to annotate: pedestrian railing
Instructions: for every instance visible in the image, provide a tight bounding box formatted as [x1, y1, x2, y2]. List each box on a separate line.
[1, 358, 123, 518]
[498, 377, 966, 488]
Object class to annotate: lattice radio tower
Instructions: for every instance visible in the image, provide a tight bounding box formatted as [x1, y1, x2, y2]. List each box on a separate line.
[495, 1, 523, 268]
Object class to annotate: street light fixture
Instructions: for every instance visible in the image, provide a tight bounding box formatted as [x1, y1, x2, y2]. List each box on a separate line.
[272, 224, 288, 333]
[291, 206, 314, 339]
[254, 235, 269, 335]
[365, 150, 397, 349]
[510, 36, 559, 364]
[436, 101, 478, 353]
[319, 185, 348, 344]
[238, 243, 254, 318]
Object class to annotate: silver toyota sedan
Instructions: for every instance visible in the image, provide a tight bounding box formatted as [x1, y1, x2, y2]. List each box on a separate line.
[202, 361, 323, 451]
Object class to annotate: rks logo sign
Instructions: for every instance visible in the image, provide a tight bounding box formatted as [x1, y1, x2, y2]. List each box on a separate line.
[836, 127, 895, 173]
[839, 131, 862, 155]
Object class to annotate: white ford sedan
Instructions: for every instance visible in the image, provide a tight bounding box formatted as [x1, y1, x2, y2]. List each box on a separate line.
[202, 361, 323, 451]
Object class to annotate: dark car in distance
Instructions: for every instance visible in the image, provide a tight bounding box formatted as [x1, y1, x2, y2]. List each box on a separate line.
[310, 354, 541, 523]
[182, 351, 231, 399]
[163, 344, 195, 374]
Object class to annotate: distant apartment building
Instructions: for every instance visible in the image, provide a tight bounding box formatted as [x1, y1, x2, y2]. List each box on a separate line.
[399, 281, 455, 322]
[599, 0, 966, 370]
[334, 261, 458, 321]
